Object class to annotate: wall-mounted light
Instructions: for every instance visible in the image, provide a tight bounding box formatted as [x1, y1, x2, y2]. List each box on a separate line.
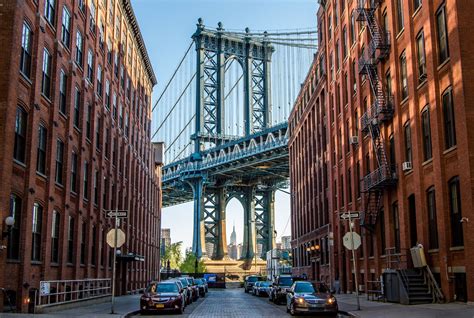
[2, 216, 15, 240]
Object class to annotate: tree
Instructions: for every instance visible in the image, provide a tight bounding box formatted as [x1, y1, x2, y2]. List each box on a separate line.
[179, 249, 206, 273]
[162, 241, 182, 270]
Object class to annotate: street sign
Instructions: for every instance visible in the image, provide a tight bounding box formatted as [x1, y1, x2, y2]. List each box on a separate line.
[107, 229, 126, 248]
[40, 282, 50, 296]
[343, 232, 361, 250]
[105, 210, 128, 218]
[340, 211, 360, 220]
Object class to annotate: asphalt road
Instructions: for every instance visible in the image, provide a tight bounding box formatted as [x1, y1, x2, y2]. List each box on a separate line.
[133, 288, 351, 317]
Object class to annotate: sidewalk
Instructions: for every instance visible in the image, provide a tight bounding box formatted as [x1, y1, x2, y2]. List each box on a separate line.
[336, 293, 474, 318]
[0, 295, 140, 318]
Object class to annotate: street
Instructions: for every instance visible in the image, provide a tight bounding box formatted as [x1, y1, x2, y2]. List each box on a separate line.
[134, 288, 349, 318]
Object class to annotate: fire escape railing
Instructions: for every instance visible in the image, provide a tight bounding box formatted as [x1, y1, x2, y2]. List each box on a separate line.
[357, 0, 396, 229]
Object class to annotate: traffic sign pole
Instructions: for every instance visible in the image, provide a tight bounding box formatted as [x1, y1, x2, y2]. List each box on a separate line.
[348, 212, 360, 311]
[111, 205, 118, 314]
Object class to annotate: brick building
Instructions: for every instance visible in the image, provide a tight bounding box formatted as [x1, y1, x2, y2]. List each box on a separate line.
[289, 0, 473, 302]
[0, 0, 161, 312]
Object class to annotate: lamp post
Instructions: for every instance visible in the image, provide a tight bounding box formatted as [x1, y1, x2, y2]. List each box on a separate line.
[1, 216, 15, 250]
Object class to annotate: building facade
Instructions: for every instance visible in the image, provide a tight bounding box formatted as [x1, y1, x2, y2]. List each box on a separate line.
[0, 0, 161, 312]
[289, 0, 474, 302]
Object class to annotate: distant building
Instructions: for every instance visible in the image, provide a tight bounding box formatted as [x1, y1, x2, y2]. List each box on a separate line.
[281, 236, 291, 250]
[161, 228, 171, 248]
[228, 225, 239, 260]
[230, 224, 237, 245]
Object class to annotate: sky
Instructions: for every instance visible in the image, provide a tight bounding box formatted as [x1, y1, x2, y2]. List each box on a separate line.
[132, 0, 318, 250]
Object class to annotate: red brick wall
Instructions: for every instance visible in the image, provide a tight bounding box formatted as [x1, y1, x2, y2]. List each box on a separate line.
[289, 0, 474, 301]
[0, 0, 161, 312]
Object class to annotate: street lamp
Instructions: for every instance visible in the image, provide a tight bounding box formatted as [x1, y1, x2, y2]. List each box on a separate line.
[2, 216, 15, 240]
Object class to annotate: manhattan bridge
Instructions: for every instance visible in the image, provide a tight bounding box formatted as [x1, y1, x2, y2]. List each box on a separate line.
[153, 19, 317, 264]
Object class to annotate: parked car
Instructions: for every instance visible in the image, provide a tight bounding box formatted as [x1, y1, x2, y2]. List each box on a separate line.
[184, 277, 200, 301]
[286, 281, 338, 316]
[269, 275, 293, 304]
[170, 279, 188, 307]
[195, 278, 207, 296]
[252, 281, 262, 295]
[244, 275, 263, 293]
[255, 281, 271, 297]
[140, 281, 185, 315]
[177, 277, 193, 305]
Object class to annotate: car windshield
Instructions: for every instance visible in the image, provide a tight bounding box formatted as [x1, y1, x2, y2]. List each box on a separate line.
[279, 277, 293, 286]
[261, 282, 271, 287]
[147, 283, 178, 294]
[186, 278, 194, 285]
[294, 283, 315, 293]
[314, 283, 329, 293]
[179, 279, 189, 287]
[247, 276, 260, 282]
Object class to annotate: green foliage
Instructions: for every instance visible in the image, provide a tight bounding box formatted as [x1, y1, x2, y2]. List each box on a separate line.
[162, 242, 183, 270]
[179, 249, 206, 273]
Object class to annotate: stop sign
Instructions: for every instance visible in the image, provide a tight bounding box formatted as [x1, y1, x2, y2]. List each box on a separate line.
[343, 232, 361, 250]
[106, 229, 126, 248]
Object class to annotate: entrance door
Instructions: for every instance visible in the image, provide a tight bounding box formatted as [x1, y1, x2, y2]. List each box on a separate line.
[408, 194, 417, 247]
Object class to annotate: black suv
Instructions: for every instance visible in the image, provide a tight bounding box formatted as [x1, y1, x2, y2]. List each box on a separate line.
[269, 275, 294, 304]
[244, 275, 263, 293]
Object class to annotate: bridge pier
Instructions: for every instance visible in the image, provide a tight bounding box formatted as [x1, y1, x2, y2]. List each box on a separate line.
[242, 186, 257, 261]
[189, 178, 207, 259]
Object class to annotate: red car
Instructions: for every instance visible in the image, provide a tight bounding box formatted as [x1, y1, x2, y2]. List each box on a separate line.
[140, 281, 185, 314]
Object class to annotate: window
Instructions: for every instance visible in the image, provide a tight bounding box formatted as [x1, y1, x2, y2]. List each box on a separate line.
[90, 1, 96, 33]
[426, 187, 439, 249]
[442, 88, 456, 149]
[41, 49, 52, 99]
[31, 203, 43, 261]
[51, 210, 60, 263]
[36, 125, 47, 174]
[91, 226, 97, 266]
[392, 202, 400, 253]
[14, 107, 27, 163]
[61, 7, 71, 47]
[414, 0, 422, 11]
[97, 65, 103, 97]
[80, 222, 87, 264]
[67, 216, 74, 263]
[385, 71, 392, 97]
[7, 194, 22, 260]
[112, 93, 117, 119]
[59, 70, 67, 114]
[416, 31, 427, 81]
[96, 116, 101, 150]
[105, 80, 110, 108]
[335, 41, 340, 70]
[20, 22, 32, 77]
[45, 0, 56, 25]
[75, 31, 83, 66]
[421, 107, 432, 160]
[105, 128, 110, 158]
[83, 161, 89, 200]
[94, 169, 99, 205]
[400, 52, 408, 100]
[350, 13, 355, 45]
[397, 0, 404, 33]
[342, 26, 347, 59]
[356, 161, 361, 198]
[404, 122, 412, 163]
[448, 177, 463, 247]
[351, 60, 356, 94]
[78, 0, 85, 12]
[328, 14, 332, 40]
[86, 105, 92, 140]
[389, 134, 396, 169]
[347, 168, 352, 203]
[71, 152, 78, 193]
[436, 4, 449, 63]
[55, 139, 64, 185]
[380, 208, 386, 254]
[73, 87, 81, 128]
[87, 50, 94, 81]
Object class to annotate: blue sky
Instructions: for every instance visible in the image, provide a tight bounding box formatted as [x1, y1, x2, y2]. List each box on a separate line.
[132, 0, 318, 250]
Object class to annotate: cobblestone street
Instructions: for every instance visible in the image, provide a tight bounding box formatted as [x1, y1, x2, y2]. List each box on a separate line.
[135, 289, 345, 318]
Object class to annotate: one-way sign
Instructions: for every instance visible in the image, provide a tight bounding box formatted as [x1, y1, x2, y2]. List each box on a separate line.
[105, 210, 128, 218]
[340, 211, 360, 220]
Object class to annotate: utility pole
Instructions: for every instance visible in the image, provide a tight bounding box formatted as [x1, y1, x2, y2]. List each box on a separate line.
[348, 213, 360, 311]
[111, 205, 118, 314]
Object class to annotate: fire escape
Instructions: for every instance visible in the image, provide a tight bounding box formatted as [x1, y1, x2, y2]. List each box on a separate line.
[357, 0, 396, 230]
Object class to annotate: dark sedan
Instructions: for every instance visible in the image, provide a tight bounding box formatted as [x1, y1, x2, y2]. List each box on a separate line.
[195, 278, 207, 297]
[140, 281, 185, 315]
[286, 281, 338, 316]
[254, 281, 271, 297]
[177, 277, 193, 305]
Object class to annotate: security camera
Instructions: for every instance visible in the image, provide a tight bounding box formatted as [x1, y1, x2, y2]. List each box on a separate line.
[460, 217, 469, 223]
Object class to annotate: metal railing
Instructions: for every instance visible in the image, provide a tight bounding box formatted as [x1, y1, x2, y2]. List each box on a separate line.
[36, 278, 111, 309]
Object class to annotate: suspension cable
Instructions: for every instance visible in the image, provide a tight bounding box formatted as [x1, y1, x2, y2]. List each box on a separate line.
[152, 40, 194, 113]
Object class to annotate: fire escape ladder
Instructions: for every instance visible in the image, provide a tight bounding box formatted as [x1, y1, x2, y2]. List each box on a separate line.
[357, 0, 396, 230]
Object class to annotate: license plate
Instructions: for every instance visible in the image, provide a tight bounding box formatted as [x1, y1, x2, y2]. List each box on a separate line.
[155, 304, 164, 308]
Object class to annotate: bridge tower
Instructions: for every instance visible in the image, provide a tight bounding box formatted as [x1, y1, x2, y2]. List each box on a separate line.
[187, 19, 276, 262]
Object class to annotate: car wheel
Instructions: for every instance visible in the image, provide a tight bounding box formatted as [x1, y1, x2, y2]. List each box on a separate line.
[290, 303, 297, 316]
[177, 304, 184, 314]
[245, 288, 248, 293]
[140, 310, 148, 315]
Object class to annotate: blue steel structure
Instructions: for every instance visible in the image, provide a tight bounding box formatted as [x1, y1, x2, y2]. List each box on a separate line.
[160, 20, 316, 261]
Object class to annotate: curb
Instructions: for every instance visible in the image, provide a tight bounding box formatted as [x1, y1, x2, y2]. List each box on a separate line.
[346, 310, 361, 317]
[124, 309, 140, 317]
